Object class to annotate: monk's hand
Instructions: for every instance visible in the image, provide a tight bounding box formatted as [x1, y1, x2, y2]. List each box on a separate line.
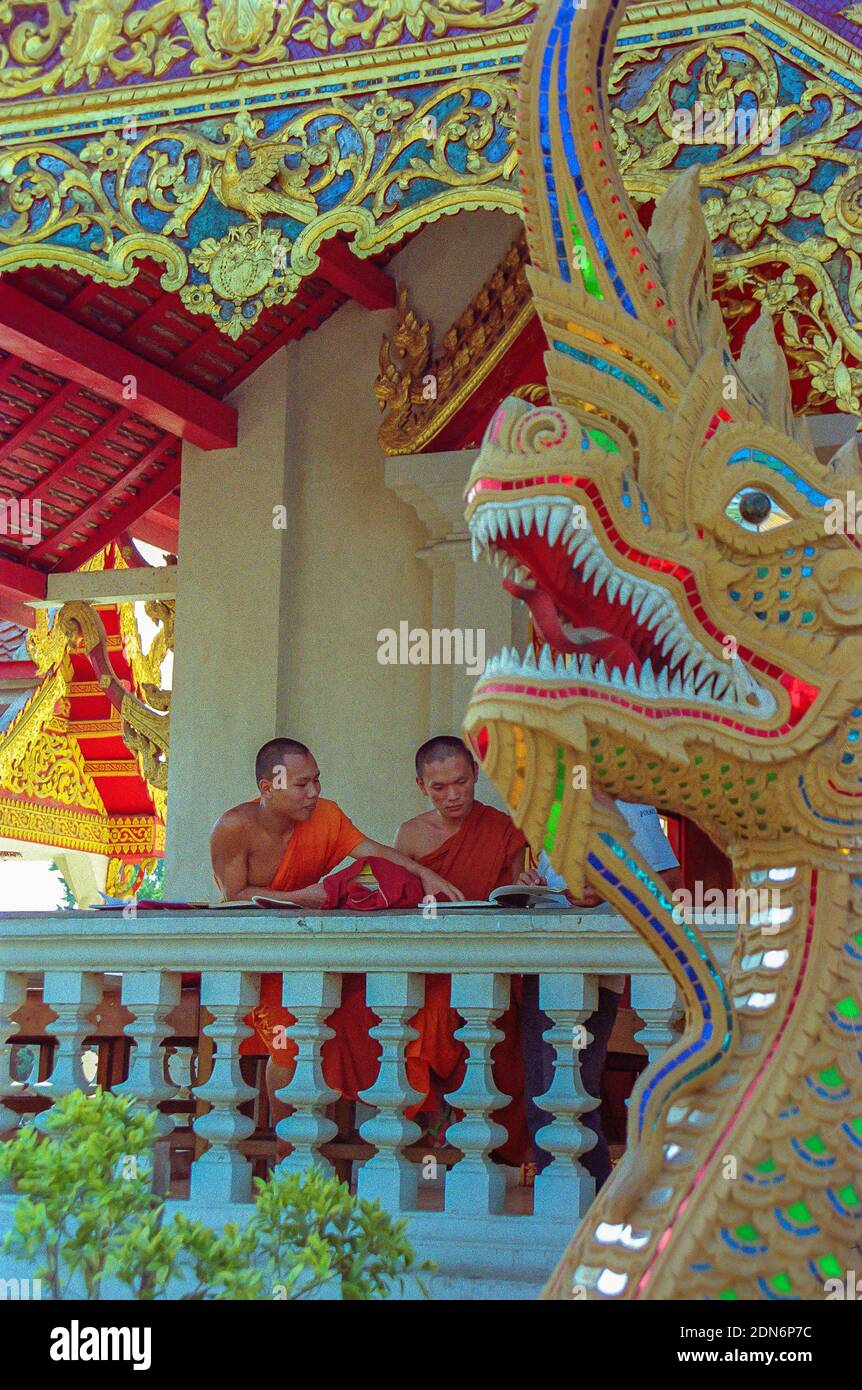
[418, 868, 465, 903]
[568, 886, 603, 908]
[517, 869, 542, 886]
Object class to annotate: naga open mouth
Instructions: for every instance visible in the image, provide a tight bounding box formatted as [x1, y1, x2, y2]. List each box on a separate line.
[467, 487, 777, 718]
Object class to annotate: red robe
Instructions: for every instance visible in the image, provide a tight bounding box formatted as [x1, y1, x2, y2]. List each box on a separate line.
[239, 799, 380, 1100]
[405, 801, 529, 1163]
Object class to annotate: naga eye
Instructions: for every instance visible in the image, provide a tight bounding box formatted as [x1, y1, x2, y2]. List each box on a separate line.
[725, 487, 793, 533]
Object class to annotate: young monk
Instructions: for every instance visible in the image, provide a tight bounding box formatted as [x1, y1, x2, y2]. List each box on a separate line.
[395, 735, 566, 1159]
[210, 738, 463, 1133]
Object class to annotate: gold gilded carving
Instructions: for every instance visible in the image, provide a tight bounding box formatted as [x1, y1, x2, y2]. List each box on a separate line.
[0, 0, 537, 97]
[375, 232, 532, 454]
[105, 856, 156, 897]
[609, 29, 862, 403]
[0, 719, 106, 814]
[0, 81, 519, 334]
[0, 799, 164, 857]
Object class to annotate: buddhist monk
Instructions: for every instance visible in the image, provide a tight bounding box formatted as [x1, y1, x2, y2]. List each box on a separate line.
[210, 738, 464, 1139]
[394, 735, 565, 1161]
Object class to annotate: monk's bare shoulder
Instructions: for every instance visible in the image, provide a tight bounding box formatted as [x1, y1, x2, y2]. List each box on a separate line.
[395, 809, 438, 854]
[211, 800, 259, 847]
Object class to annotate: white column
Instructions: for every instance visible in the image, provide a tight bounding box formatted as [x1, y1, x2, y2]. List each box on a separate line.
[115, 972, 181, 1194]
[165, 351, 292, 901]
[532, 973, 598, 1217]
[630, 974, 680, 1066]
[36, 971, 103, 1122]
[275, 972, 341, 1175]
[385, 449, 522, 806]
[356, 972, 424, 1209]
[0, 972, 27, 1155]
[443, 973, 510, 1215]
[190, 971, 259, 1203]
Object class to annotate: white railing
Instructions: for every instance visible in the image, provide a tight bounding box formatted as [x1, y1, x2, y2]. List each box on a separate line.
[0, 907, 734, 1296]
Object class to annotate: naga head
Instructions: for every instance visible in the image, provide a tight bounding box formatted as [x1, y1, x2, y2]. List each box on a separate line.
[463, 0, 862, 891]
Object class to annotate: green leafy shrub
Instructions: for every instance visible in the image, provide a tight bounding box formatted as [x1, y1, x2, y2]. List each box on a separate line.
[0, 1089, 432, 1299]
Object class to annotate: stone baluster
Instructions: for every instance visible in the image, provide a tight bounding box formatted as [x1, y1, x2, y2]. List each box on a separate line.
[35, 972, 103, 1128]
[356, 972, 424, 1209]
[443, 973, 510, 1215]
[275, 972, 341, 1176]
[190, 972, 259, 1204]
[115, 972, 181, 1194]
[630, 974, 680, 1066]
[532, 973, 598, 1217]
[0, 973, 28, 1191]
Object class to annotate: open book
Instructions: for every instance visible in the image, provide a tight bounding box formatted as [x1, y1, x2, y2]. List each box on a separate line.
[434, 883, 571, 910]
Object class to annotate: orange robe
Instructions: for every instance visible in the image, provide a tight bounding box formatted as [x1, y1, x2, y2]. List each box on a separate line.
[240, 798, 380, 1100]
[405, 801, 529, 1161]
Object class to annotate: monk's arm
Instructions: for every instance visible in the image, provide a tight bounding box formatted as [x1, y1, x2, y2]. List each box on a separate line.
[350, 837, 465, 902]
[209, 818, 326, 906]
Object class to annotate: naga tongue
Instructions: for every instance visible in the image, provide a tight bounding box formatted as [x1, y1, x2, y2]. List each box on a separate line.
[503, 576, 642, 676]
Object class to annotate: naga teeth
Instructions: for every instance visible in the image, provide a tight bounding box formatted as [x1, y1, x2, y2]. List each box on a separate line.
[534, 503, 549, 536]
[605, 574, 620, 603]
[539, 644, 555, 675]
[592, 562, 610, 597]
[546, 505, 570, 546]
[581, 552, 601, 584]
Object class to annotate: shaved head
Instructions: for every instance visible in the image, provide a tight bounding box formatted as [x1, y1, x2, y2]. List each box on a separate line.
[415, 735, 475, 780]
[255, 738, 311, 787]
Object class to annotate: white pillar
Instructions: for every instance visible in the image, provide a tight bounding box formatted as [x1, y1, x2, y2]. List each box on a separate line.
[356, 972, 424, 1209]
[385, 450, 526, 808]
[275, 972, 341, 1175]
[443, 973, 510, 1214]
[532, 973, 598, 1217]
[165, 351, 292, 900]
[190, 971, 259, 1204]
[630, 975, 680, 1066]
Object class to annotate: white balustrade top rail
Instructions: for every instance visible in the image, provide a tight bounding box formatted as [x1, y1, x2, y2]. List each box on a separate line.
[0, 906, 736, 973]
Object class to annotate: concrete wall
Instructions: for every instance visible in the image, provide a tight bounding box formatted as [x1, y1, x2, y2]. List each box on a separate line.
[165, 209, 523, 896]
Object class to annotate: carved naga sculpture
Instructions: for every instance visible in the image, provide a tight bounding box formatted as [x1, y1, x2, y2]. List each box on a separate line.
[462, 0, 862, 1300]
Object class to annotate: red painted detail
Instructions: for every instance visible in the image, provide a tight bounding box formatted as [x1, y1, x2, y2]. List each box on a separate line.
[0, 658, 36, 680]
[829, 779, 862, 797]
[316, 239, 396, 311]
[0, 283, 237, 451]
[472, 725, 489, 761]
[47, 451, 182, 573]
[0, 555, 47, 602]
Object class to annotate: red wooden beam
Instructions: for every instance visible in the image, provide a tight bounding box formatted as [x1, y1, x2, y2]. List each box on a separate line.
[0, 284, 237, 451]
[48, 451, 182, 572]
[315, 241, 395, 311]
[0, 658, 37, 681]
[24, 406, 133, 504]
[0, 554, 46, 603]
[0, 592, 36, 629]
[32, 433, 171, 558]
[129, 511, 179, 553]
